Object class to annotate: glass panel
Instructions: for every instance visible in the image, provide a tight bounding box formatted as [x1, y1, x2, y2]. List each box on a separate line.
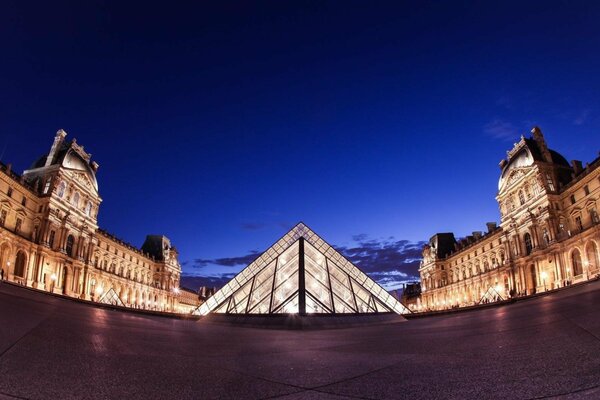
[213, 298, 230, 313]
[328, 261, 357, 311]
[332, 293, 356, 313]
[352, 279, 376, 313]
[273, 292, 299, 314]
[246, 260, 277, 312]
[227, 279, 253, 314]
[305, 268, 332, 311]
[306, 292, 331, 314]
[271, 272, 298, 311]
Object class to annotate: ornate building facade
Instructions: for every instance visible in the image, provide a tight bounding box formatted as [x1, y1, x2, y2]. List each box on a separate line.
[0, 130, 186, 312]
[418, 127, 600, 311]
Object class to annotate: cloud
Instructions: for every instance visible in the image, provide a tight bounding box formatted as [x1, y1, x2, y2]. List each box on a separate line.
[573, 109, 590, 126]
[180, 273, 237, 291]
[483, 119, 517, 141]
[182, 235, 425, 292]
[240, 222, 267, 231]
[334, 235, 425, 290]
[191, 251, 260, 268]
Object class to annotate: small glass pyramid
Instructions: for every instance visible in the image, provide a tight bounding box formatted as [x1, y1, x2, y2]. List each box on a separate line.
[98, 287, 125, 307]
[195, 223, 409, 315]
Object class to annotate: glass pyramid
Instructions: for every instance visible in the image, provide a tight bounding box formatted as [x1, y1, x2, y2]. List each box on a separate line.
[195, 223, 409, 316]
[98, 288, 125, 307]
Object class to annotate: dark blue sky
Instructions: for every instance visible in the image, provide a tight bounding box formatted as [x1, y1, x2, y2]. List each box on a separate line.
[1, 1, 599, 290]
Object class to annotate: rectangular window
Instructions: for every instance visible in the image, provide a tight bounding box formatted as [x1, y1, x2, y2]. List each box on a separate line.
[21, 197, 26, 206]
[7, 187, 13, 197]
[49, 231, 56, 248]
[575, 216, 583, 231]
[15, 218, 22, 234]
[570, 195, 576, 205]
[584, 185, 590, 196]
[546, 174, 555, 192]
[0, 210, 6, 226]
[43, 179, 52, 194]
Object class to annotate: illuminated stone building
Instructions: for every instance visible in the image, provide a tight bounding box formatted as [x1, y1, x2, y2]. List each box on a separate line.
[0, 130, 183, 311]
[418, 127, 600, 311]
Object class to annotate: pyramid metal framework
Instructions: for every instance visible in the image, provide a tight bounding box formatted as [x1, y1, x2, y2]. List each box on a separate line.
[195, 223, 409, 316]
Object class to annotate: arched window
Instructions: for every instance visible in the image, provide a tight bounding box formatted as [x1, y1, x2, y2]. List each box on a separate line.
[586, 242, 599, 272]
[572, 249, 583, 276]
[14, 251, 26, 277]
[518, 190, 525, 206]
[524, 233, 533, 255]
[57, 181, 66, 198]
[72, 192, 80, 208]
[66, 235, 75, 257]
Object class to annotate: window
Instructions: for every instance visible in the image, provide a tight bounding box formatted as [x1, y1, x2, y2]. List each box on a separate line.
[524, 233, 533, 255]
[21, 196, 26, 206]
[587, 242, 599, 272]
[546, 174, 555, 192]
[572, 249, 583, 276]
[14, 251, 26, 278]
[72, 192, 80, 208]
[570, 195, 576, 205]
[7, 187, 12, 197]
[15, 218, 22, 234]
[0, 209, 6, 226]
[85, 201, 92, 216]
[584, 185, 590, 196]
[542, 228, 550, 245]
[575, 216, 583, 231]
[38, 205, 43, 213]
[518, 190, 525, 206]
[57, 182, 66, 198]
[48, 230, 56, 248]
[591, 208, 600, 224]
[43, 178, 52, 194]
[66, 235, 75, 257]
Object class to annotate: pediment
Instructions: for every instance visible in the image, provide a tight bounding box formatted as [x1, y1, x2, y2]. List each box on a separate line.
[499, 167, 532, 192]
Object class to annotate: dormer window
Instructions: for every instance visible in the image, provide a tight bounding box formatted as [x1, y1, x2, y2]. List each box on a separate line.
[546, 174, 555, 192]
[43, 178, 52, 194]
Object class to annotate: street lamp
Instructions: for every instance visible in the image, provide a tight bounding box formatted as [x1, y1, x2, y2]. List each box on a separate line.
[541, 271, 548, 292]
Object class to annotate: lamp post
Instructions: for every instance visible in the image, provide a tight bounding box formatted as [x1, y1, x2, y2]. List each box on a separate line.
[541, 271, 548, 292]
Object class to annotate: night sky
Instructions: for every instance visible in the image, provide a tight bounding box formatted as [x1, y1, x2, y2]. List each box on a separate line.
[1, 1, 599, 291]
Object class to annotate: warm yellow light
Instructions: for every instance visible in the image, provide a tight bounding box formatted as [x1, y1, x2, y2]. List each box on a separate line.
[541, 271, 548, 280]
[173, 287, 180, 295]
[96, 286, 104, 295]
[50, 274, 57, 281]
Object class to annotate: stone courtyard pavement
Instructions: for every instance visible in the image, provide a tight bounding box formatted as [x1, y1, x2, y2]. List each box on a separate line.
[1, 280, 600, 400]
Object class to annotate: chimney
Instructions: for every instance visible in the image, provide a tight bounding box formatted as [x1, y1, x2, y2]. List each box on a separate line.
[5, 163, 11, 174]
[472, 231, 482, 240]
[486, 222, 497, 233]
[531, 126, 552, 163]
[45, 129, 67, 167]
[571, 160, 583, 175]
